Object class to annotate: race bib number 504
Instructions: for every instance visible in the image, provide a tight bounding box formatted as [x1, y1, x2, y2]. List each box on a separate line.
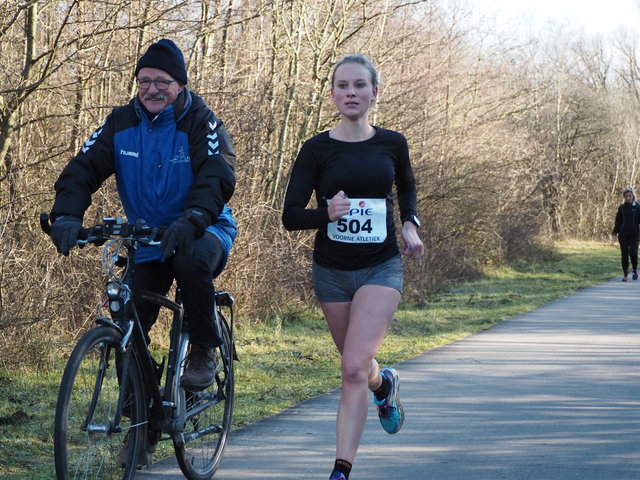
[327, 198, 387, 243]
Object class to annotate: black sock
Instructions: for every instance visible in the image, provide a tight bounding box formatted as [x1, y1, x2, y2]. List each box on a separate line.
[372, 374, 389, 401]
[332, 459, 352, 479]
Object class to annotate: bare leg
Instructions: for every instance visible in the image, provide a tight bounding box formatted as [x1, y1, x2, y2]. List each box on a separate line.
[321, 284, 401, 463]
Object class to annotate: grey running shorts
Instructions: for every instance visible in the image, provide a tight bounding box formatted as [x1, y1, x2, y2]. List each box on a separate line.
[312, 254, 403, 303]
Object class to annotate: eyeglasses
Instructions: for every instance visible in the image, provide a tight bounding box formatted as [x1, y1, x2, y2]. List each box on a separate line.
[136, 79, 176, 90]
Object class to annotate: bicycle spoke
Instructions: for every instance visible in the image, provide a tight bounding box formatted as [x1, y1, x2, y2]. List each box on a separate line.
[55, 327, 144, 480]
[174, 317, 234, 480]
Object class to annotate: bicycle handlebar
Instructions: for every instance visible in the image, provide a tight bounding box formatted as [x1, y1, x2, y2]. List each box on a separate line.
[39, 213, 164, 247]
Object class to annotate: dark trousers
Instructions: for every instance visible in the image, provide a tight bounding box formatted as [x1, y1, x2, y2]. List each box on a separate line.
[133, 232, 224, 348]
[618, 234, 639, 275]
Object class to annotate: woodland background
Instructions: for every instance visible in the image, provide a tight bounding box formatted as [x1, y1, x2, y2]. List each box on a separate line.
[1, 0, 639, 366]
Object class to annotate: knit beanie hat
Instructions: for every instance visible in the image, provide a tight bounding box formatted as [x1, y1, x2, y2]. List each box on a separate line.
[624, 187, 634, 197]
[135, 39, 187, 85]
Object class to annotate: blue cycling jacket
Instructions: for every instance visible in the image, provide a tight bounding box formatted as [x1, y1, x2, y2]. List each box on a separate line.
[53, 89, 237, 272]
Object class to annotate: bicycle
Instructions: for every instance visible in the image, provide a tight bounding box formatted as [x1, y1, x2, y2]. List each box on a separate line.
[41, 214, 236, 480]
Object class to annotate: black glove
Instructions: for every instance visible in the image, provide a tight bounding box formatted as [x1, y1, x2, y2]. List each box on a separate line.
[50, 215, 82, 256]
[160, 210, 209, 259]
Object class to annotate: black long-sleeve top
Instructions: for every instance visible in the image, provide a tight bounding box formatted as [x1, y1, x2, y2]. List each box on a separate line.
[282, 127, 417, 270]
[613, 201, 640, 236]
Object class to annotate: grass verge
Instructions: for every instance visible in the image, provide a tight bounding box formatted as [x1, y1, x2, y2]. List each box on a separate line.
[0, 240, 619, 478]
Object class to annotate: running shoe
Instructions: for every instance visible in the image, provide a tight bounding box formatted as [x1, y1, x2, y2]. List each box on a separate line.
[622, 275, 629, 282]
[633, 271, 638, 280]
[374, 367, 404, 434]
[330, 473, 347, 480]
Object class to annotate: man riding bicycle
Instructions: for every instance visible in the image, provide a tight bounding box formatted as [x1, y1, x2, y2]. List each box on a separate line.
[49, 38, 236, 392]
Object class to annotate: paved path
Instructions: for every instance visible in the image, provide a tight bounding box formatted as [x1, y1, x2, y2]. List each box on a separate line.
[137, 277, 640, 479]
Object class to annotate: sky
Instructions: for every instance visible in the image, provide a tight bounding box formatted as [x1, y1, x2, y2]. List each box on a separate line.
[468, 0, 640, 36]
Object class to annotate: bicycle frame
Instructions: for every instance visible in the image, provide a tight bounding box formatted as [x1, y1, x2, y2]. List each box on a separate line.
[102, 242, 232, 445]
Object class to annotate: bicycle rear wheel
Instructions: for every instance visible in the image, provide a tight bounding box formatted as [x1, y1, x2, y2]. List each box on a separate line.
[54, 326, 145, 480]
[174, 314, 234, 480]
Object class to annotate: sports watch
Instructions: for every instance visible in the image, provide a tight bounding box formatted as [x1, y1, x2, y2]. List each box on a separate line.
[402, 213, 421, 228]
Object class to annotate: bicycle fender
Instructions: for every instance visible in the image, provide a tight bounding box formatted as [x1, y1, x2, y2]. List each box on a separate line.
[95, 316, 125, 335]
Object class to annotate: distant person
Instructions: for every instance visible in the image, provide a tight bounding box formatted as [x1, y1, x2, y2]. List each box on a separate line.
[282, 54, 424, 480]
[612, 187, 640, 281]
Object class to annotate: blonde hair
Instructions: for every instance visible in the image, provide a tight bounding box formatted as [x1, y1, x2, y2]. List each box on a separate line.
[331, 54, 380, 88]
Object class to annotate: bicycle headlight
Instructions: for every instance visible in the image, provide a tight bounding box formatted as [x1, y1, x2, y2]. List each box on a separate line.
[106, 282, 121, 299]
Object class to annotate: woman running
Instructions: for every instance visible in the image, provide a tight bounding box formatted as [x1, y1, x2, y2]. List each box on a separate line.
[282, 53, 424, 480]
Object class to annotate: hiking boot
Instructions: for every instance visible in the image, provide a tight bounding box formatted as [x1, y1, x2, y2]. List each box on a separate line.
[633, 270, 638, 280]
[116, 434, 151, 469]
[180, 345, 219, 391]
[374, 367, 404, 434]
[330, 473, 347, 480]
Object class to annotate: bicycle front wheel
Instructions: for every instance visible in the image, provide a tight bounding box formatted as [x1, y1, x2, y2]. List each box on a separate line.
[174, 314, 234, 480]
[54, 326, 145, 480]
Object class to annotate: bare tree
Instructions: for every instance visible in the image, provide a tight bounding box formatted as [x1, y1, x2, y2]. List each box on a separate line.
[2, 0, 639, 366]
